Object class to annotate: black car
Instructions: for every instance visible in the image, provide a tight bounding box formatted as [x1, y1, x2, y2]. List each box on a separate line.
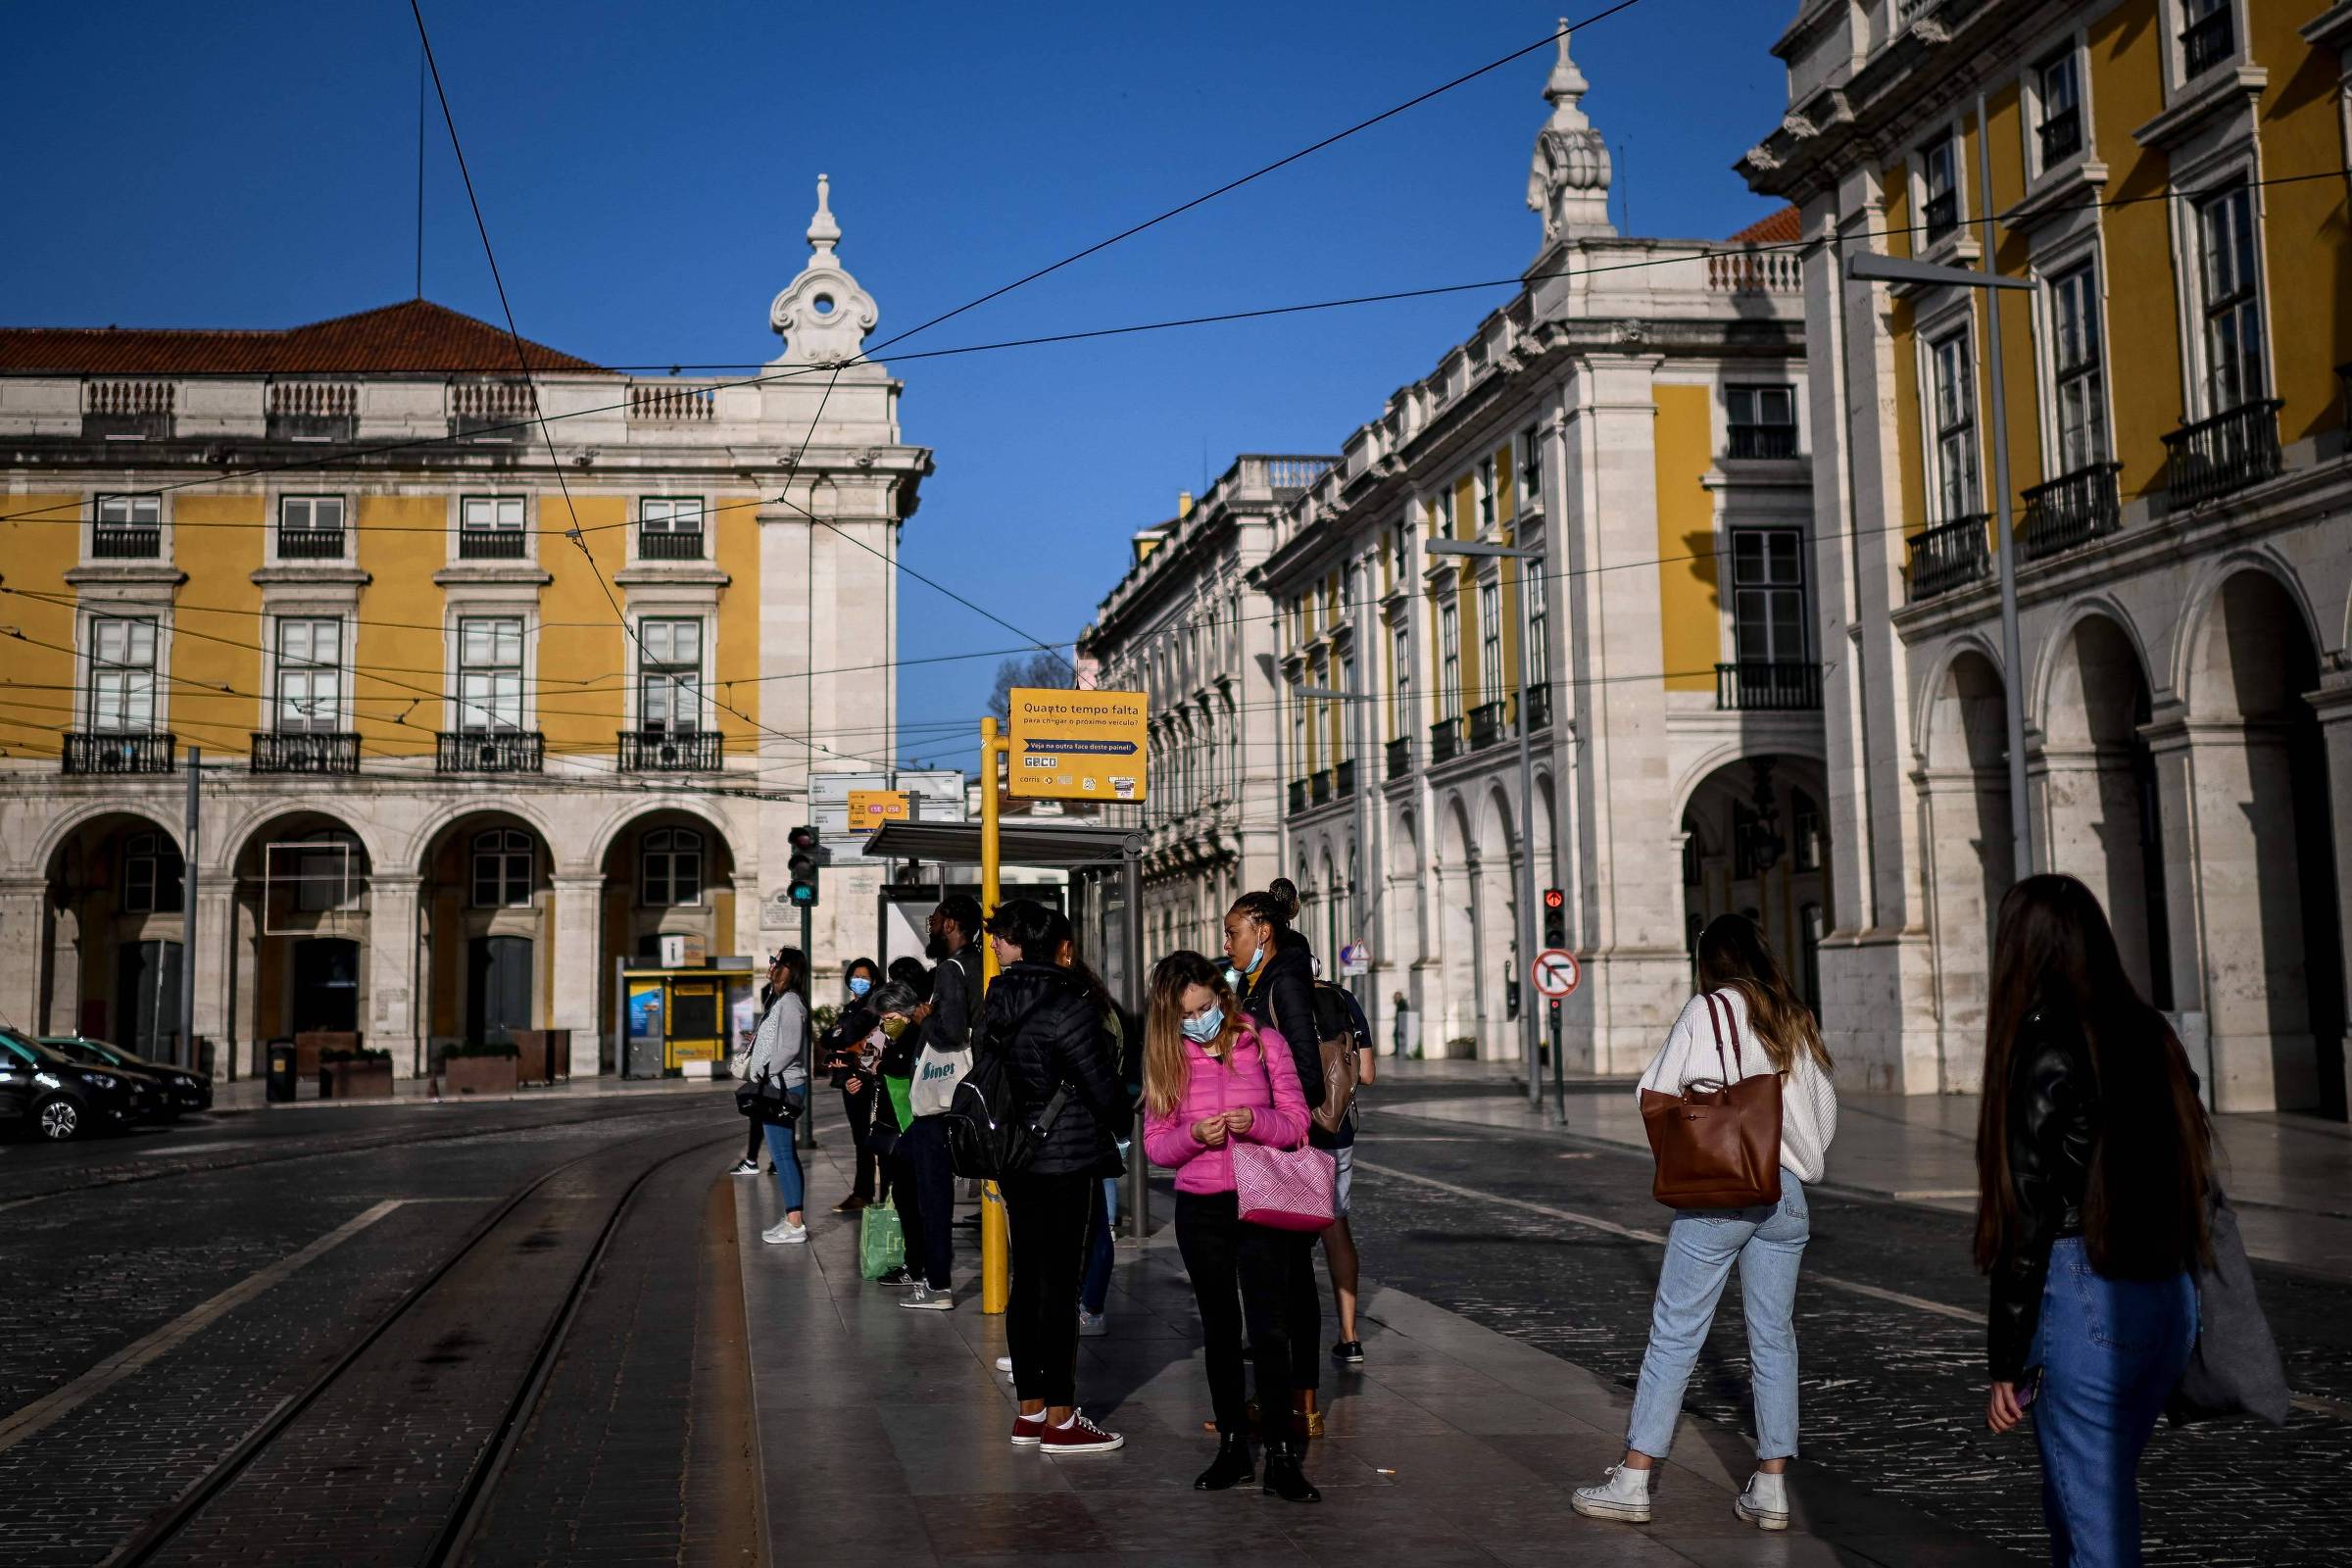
[45, 1035, 212, 1117]
[0, 1027, 142, 1141]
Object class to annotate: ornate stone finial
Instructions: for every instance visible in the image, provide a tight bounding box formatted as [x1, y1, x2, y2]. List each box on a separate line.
[1527, 20, 1615, 243]
[770, 173, 879, 366]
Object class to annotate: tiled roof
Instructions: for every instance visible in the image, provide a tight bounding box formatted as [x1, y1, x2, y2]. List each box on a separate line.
[0, 300, 608, 375]
[1727, 207, 1801, 245]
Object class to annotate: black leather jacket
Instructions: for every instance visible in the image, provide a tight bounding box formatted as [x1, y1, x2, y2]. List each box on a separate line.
[1239, 931, 1326, 1112]
[1987, 1007, 2095, 1381]
[985, 963, 1129, 1178]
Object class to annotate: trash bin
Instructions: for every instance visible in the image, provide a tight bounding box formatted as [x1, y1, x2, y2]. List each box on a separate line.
[266, 1039, 297, 1102]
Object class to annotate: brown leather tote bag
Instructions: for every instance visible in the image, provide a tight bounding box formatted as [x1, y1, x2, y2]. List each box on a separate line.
[1639, 992, 1783, 1209]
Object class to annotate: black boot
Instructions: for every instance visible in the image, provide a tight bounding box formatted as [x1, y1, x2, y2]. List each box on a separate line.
[1194, 1433, 1254, 1491]
[1262, 1438, 1321, 1503]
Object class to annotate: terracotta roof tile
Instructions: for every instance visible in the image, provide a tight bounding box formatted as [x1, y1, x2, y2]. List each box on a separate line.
[0, 300, 608, 375]
[1727, 207, 1800, 246]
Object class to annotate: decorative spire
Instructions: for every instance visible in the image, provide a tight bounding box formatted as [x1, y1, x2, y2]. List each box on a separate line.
[1526, 21, 1615, 244]
[808, 173, 841, 263]
[770, 172, 879, 366]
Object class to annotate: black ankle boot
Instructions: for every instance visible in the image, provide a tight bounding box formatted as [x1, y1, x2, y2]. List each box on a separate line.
[1194, 1433, 1254, 1491]
[1262, 1439, 1321, 1503]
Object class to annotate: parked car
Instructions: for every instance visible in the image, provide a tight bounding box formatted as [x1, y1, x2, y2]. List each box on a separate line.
[0, 1026, 142, 1141]
[43, 1035, 212, 1117]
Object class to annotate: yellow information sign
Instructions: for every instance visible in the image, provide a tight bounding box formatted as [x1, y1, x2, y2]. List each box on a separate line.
[847, 789, 912, 833]
[1006, 687, 1149, 801]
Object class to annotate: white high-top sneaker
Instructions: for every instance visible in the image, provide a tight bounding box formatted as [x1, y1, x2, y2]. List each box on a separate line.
[1570, 1464, 1652, 1523]
[1736, 1470, 1790, 1531]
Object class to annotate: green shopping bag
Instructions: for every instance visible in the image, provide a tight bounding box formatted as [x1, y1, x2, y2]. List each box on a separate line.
[859, 1201, 905, 1279]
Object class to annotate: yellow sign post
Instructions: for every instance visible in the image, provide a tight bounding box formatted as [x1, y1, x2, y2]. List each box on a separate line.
[977, 717, 1012, 1315]
[846, 789, 911, 835]
[1005, 687, 1150, 802]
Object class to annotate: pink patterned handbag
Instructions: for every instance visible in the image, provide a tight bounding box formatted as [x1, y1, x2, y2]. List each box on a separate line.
[1232, 1141, 1337, 1232]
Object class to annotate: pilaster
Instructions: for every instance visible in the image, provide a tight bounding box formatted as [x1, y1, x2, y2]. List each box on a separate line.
[367, 873, 423, 1078]
[551, 872, 607, 1079]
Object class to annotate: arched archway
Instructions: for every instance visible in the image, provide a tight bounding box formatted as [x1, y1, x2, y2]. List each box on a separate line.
[1680, 755, 1832, 1014]
[418, 809, 552, 1055]
[1472, 785, 1518, 1058]
[228, 809, 373, 1071]
[1433, 795, 1476, 1056]
[39, 812, 185, 1054]
[1918, 647, 2015, 1090]
[596, 808, 744, 1050]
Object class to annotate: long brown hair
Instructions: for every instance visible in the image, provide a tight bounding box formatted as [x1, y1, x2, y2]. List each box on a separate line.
[1144, 951, 1243, 1115]
[1974, 874, 2211, 1278]
[1695, 914, 1830, 1076]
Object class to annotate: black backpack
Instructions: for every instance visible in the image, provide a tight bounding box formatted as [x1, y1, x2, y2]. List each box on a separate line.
[941, 986, 1068, 1181]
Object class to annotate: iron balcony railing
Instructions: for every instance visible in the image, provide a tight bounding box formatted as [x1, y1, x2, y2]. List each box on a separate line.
[436, 730, 544, 774]
[1923, 189, 1959, 244]
[639, 526, 705, 561]
[1310, 768, 1333, 806]
[1525, 683, 1553, 732]
[458, 527, 528, 560]
[1715, 662, 1823, 711]
[250, 731, 360, 774]
[2162, 401, 2282, 510]
[64, 732, 174, 774]
[2020, 462, 2123, 562]
[618, 729, 723, 771]
[1335, 758, 1356, 799]
[1726, 423, 1799, 461]
[1288, 778, 1309, 815]
[277, 524, 345, 560]
[1468, 700, 1505, 751]
[1386, 735, 1411, 780]
[2181, 5, 2233, 77]
[1430, 716, 1462, 765]
[91, 523, 162, 560]
[1907, 513, 1991, 601]
[2036, 107, 2082, 167]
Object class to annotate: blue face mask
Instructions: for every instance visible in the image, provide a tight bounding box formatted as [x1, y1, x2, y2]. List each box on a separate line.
[1181, 1005, 1225, 1044]
[848, 976, 872, 999]
[1241, 946, 1265, 977]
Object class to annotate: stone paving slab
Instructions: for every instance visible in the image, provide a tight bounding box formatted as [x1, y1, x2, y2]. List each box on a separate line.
[738, 1137, 2015, 1567]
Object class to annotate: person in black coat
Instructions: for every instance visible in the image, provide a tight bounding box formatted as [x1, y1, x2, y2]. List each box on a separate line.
[1223, 880, 1329, 1437]
[984, 898, 1130, 1454]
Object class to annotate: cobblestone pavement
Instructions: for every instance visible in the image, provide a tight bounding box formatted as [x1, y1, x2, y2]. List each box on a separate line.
[1342, 1085, 2352, 1567]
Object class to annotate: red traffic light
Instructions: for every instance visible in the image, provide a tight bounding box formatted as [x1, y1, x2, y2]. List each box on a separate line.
[1542, 887, 1565, 910]
[788, 823, 819, 852]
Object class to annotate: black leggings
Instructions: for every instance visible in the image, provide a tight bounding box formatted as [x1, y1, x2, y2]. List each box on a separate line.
[840, 1081, 878, 1200]
[743, 1115, 765, 1164]
[1176, 1191, 1295, 1435]
[1284, 1230, 1322, 1393]
[1003, 1170, 1098, 1407]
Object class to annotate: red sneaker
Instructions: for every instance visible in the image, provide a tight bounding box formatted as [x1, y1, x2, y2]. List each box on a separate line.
[1010, 1410, 1046, 1447]
[1040, 1411, 1124, 1455]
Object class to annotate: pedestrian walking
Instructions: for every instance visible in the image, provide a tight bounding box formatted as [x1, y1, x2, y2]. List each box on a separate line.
[748, 947, 812, 1246]
[1144, 950, 1321, 1501]
[732, 967, 782, 1176]
[823, 956, 884, 1212]
[1573, 913, 1838, 1531]
[1976, 874, 2210, 1567]
[1319, 981, 1374, 1367]
[1223, 880, 1328, 1439]
[893, 897, 984, 1309]
[984, 898, 1130, 1455]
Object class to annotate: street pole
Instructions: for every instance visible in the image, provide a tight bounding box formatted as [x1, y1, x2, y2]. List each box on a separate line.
[978, 715, 1010, 1313]
[1352, 574, 1380, 1055]
[1976, 90, 2034, 879]
[1122, 833, 1148, 1244]
[799, 899, 817, 1152]
[1549, 999, 1566, 1125]
[179, 746, 200, 1072]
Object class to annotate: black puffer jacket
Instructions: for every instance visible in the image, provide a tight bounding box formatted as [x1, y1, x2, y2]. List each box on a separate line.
[985, 962, 1129, 1178]
[1239, 930, 1326, 1111]
[1987, 1007, 2095, 1381]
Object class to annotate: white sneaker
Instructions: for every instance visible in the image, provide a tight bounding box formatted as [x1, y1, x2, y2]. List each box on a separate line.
[730, 1158, 760, 1176]
[1570, 1464, 1652, 1523]
[761, 1218, 808, 1245]
[899, 1283, 956, 1310]
[1736, 1471, 1789, 1531]
[1079, 1309, 1107, 1337]
[995, 1354, 1013, 1374]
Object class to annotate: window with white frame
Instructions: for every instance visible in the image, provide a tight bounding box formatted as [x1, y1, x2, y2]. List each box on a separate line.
[1931, 329, 1984, 518]
[2034, 47, 2083, 171]
[1391, 621, 1410, 740]
[1439, 604, 1462, 720]
[456, 616, 525, 733]
[277, 496, 345, 558]
[1477, 458, 1496, 530]
[459, 495, 526, 557]
[1519, 424, 1542, 509]
[274, 618, 343, 733]
[471, 828, 534, 908]
[1921, 129, 1961, 243]
[1291, 688, 1307, 775]
[1731, 529, 1807, 665]
[1478, 582, 1503, 707]
[88, 617, 158, 732]
[2180, 0, 2234, 80]
[92, 494, 162, 559]
[1727, 385, 1799, 459]
[1527, 559, 1550, 696]
[122, 830, 185, 914]
[2047, 261, 2109, 472]
[641, 826, 703, 907]
[637, 619, 703, 733]
[2195, 182, 2266, 415]
[639, 496, 705, 557]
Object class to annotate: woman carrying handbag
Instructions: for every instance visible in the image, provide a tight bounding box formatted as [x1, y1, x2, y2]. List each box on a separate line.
[1141, 951, 1321, 1503]
[1572, 914, 1837, 1533]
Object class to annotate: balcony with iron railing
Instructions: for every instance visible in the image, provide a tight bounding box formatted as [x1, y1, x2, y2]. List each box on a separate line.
[1386, 735, 1411, 780]
[618, 729, 723, 772]
[436, 730, 545, 774]
[1923, 189, 1959, 245]
[1430, 716, 1462, 765]
[82, 379, 174, 439]
[1335, 758, 1356, 799]
[1906, 513, 1991, 601]
[1726, 422, 1799, 461]
[2162, 401, 2282, 510]
[251, 731, 360, 774]
[2035, 107, 2082, 168]
[1467, 701, 1505, 751]
[458, 527, 529, 561]
[2020, 462, 2123, 562]
[1289, 778, 1309, 815]
[2181, 4, 2233, 77]
[1715, 662, 1823, 711]
[276, 523, 346, 561]
[639, 526, 705, 561]
[1310, 768, 1333, 806]
[64, 732, 174, 774]
[1525, 683, 1552, 732]
[91, 522, 162, 560]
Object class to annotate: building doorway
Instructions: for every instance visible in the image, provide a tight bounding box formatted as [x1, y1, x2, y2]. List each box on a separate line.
[466, 935, 532, 1046]
[114, 939, 183, 1057]
[290, 939, 361, 1035]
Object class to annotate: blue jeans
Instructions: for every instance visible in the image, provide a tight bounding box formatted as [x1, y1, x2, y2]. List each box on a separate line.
[763, 1100, 805, 1214]
[2030, 1239, 2196, 1567]
[1627, 1177, 1809, 1461]
[1081, 1174, 1117, 1313]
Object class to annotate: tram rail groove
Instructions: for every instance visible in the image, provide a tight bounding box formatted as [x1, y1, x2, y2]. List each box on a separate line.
[94, 1121, 735, 1568]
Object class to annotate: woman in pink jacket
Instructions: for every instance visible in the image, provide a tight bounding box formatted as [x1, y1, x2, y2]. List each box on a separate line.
[1142, 950, 1320, 1503]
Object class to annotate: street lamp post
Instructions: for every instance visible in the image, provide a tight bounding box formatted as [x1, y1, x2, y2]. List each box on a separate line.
[1425, 539, 1544, 1105]
[1298, 680, 1376, 1046]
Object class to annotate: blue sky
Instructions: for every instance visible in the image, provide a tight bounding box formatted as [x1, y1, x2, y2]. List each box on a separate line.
[2, 0, 1792, 774]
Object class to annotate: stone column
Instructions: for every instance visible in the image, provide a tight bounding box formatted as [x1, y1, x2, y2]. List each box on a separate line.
[551, 872, 607, 1079]
[367, 874, 423, 1079]
[190, 879, 237, 1078]
[2306, 672, 2352, 1116]
[0, 878, 45, 1036]
[2035, 742, 2159, 999]
[45, 899, 82, 1037]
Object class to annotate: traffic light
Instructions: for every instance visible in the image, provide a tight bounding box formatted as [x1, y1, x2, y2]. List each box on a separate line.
[1542, 886, 1566, 950]
[787, 824, 820, 908]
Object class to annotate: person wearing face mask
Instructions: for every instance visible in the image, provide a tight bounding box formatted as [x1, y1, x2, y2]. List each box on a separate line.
[822, 956, 884, 1212]
[1143, 950, 1318, 1501]
[889, 897, 985, 1309]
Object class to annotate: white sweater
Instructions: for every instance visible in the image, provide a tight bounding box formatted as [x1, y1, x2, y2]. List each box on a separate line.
[1636, 990, 1838, 1184]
